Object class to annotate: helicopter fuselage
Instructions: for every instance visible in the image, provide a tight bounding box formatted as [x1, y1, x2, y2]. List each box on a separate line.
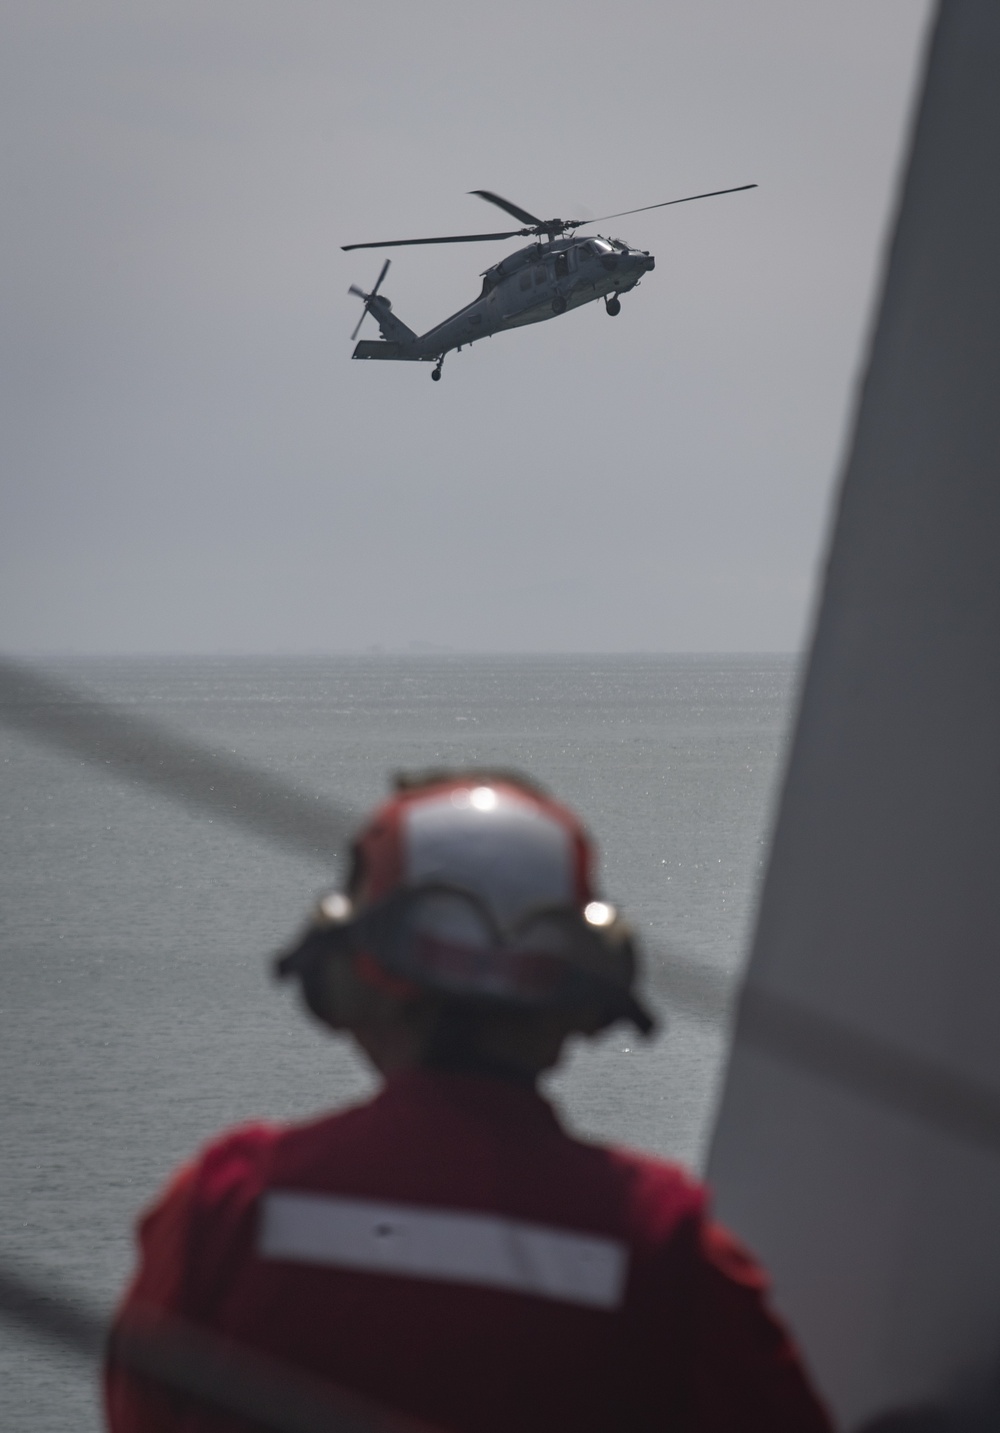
[352, 235, 655, 369]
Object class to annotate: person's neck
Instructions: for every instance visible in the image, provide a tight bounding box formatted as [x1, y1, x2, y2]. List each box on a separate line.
[349, 1004, 570, 1084]
[420, 1048, 539, 1088]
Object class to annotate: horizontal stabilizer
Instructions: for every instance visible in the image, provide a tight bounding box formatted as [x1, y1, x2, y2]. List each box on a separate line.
[352, 340, 423, 362]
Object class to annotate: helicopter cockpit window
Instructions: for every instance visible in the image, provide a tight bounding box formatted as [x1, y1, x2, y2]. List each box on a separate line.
[591, 238, 613, 254]
[519, 270, 532, 291]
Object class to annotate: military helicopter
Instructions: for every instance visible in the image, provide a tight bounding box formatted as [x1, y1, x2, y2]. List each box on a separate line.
[343, 185, 756, 380]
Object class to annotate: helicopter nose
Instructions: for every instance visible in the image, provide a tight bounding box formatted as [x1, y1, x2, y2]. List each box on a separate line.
[619, 247, 654, 274]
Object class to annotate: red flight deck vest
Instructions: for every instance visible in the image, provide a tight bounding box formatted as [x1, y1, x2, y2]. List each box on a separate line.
[105, 1069, 831, 1433]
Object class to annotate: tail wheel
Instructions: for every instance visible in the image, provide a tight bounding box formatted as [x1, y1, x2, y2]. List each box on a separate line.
[605, 295, 621, 317]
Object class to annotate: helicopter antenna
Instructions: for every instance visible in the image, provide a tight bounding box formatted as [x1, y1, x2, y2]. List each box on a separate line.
[348, 258, 392, 341]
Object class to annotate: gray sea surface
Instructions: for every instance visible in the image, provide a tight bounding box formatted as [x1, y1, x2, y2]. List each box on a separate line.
[0, 653, 796, 1430]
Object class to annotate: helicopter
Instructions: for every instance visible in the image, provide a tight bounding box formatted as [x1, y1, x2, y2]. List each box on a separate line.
[343, 185, 756, 380]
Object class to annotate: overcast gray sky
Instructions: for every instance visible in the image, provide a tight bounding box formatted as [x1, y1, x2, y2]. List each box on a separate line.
[0, 1, 932, 654]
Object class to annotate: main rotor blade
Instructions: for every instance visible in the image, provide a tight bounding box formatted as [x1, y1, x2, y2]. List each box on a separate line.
[342, 230, 523, 251]
[0, 657, 353, 862]
[468, 191, 546, 228]
[580, 184, 758, 226]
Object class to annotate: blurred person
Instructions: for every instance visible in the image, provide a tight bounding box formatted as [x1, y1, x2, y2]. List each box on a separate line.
[105, 770, 831, 1433]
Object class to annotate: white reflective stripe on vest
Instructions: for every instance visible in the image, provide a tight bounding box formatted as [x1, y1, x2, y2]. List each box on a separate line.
[258, 1190, 628, 1310]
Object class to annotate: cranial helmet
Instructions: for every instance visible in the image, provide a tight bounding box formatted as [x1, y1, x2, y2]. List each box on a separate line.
[276, 770, 655, 1035]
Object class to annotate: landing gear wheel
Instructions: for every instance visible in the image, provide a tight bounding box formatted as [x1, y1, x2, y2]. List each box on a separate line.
[551, 295, 567, 315]
[605, 295, 621, 317]
[431, 368, 441, 381]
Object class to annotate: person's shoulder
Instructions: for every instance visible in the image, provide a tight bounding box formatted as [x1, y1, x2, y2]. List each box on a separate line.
[566, 1136, 708, 1245]
[583, 1137, 702, 1195]
[188, 1091, 386, 1204]
[188, 1120, 282, 1209]
[124, 1122, 283, 1311]
[262, 1091, 384, 1173]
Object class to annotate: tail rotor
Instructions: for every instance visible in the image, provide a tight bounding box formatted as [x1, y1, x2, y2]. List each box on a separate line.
[349, 259, 391, 342]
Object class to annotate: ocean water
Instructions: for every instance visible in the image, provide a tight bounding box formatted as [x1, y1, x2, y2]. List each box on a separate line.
[0, 653, 796, 1430]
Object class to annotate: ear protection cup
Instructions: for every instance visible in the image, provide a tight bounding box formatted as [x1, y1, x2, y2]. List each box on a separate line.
[275, 926, 350, 1025]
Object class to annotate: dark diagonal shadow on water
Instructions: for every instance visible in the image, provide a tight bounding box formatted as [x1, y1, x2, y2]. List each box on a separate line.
[0, 653, 740, 1026]
[0, 655, 354, 864]
[647, 950, 736, 1026]
[0, 1258, 436, 1433]
[7, 659, 996, 1166]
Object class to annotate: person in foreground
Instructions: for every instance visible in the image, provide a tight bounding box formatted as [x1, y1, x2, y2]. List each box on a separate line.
[105, 770, 832, 1433]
